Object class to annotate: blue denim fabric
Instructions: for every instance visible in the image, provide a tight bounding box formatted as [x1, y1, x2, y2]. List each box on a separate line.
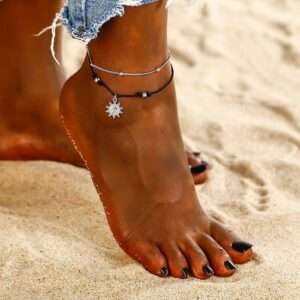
[60, 0, 161, 43]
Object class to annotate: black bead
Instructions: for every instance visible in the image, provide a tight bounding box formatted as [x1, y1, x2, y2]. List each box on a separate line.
[136, 91, 150, 98]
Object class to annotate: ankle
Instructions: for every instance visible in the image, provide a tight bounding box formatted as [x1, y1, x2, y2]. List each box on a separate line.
[81, 3, 171, 95]
[88, 2, 168, 72]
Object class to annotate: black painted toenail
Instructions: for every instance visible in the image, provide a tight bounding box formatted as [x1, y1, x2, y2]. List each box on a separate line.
[203, 265, 214, 276]
[224, 260, 236, 270]
[232, 241, 253, 253]
[191, 162, 207, 174]
[182, 267, 191, 279]
[160, 266, 169, 277]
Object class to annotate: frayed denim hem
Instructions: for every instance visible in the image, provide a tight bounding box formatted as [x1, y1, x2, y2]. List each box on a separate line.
[49, 0, 174, 64]
[59, 0, 160, 43]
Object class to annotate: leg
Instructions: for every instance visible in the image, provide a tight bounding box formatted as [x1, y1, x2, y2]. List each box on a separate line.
[0, 0, 209, 182]
[60, 0, 253, 278]
[0, 0, 82, 165]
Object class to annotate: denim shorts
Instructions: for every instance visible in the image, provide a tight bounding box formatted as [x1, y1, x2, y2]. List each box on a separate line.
[59, 0, 172, 43]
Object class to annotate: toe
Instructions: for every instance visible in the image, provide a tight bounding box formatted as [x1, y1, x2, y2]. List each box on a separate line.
[187, 154, 210, 185]
[160, 243, 189, 279]
[193, 171, 209, 185]
[198, 234, 237, 277]
[210, 221, 253, 264]
[180, 237, 213, 279]
[125, 241, 168, 277]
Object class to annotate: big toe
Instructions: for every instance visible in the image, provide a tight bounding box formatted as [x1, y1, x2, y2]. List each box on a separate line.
[210, 221, 253, 264]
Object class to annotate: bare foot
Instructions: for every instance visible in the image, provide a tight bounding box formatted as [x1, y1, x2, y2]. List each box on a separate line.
[60, 61, 252, 278]
[0, 0, 83, 166]
[59, 1, 253, 279]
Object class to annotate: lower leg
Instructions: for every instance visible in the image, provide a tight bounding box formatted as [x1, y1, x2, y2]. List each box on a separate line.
[60, 1, 253, 279]
[86, 2, 210, 183]
[0, 0, 82, 165]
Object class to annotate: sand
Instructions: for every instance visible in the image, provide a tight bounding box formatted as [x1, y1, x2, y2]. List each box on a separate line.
[1, 0, 300, 299]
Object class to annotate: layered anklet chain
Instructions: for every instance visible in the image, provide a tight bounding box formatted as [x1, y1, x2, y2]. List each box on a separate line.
[87, 48, 171, 77]
[88, 49, 174, 119]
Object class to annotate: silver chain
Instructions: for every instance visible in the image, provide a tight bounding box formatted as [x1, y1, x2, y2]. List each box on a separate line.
[87, 48, 171, 77]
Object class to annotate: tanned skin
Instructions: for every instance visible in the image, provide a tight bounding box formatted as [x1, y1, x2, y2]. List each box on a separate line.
[0, 0, 208, 184]
[0, 0, 83, 165]
[60, 1, 253, 279]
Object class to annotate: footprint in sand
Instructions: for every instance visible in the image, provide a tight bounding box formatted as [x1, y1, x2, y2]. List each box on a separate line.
[203, 151, 271, 218]
[233, 161, 269, 212]
[221, 156, 271, 213]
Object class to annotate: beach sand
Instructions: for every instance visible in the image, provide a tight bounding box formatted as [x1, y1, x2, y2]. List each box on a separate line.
[1, 0, 300, 299]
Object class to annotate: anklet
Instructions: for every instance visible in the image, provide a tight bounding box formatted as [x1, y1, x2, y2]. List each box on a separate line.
[87, 48, 171, 77]
[89, 58, 174, 120]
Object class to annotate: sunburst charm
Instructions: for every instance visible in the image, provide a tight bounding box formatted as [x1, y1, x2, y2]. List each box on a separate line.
[105, 95, 124, 119]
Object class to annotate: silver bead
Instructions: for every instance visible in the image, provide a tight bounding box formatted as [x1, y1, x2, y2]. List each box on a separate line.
[119, 72, 124, 76]
[142, 92, 148, 98]
[94, 77, 100, 83]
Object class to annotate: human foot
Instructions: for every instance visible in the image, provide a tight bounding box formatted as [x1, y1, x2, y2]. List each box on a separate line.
[60, 56, 252, 278]
[60, 2, 252, 278]
[0, 0, 83, 167]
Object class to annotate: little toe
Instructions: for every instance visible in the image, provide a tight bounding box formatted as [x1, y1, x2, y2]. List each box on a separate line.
[161, 243, 190, 279]
[125, 241, 168, 277]
[210, 221, 253, 264]
[198, 234, 237, 277]
[180, 238, 213, 279]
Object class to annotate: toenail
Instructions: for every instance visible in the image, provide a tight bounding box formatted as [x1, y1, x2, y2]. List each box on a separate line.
[224, 260, 237, 270]
[202, 265, 214, 276]
[182, 267, 191, 279]
[232, 241, 253, 253]
[160, 266, 169, 277]
[192, 152, 201, 157]
[190, 163, 207, 174]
